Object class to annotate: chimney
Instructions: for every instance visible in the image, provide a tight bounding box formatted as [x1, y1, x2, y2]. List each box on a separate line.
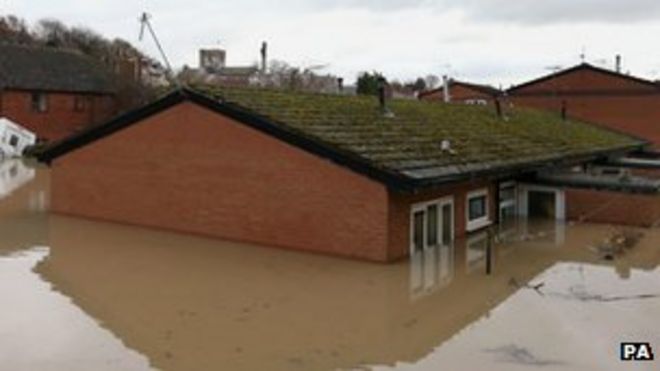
[337, 77, 344, 93]
[260, 41, 268, 73]
[378, 77, 387, 111]
[442, 75, 451, 103]
[615, 54, 622, 73]
[377, 77, 394, 117]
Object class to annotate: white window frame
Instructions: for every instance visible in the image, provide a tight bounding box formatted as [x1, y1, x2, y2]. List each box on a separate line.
[518, 184, 566, 221]
[498, 181, 518, 221]
[466, 188, 491, 232]
[409, 196, 454, 255]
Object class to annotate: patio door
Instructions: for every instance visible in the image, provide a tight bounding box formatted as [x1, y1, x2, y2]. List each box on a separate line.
[410, 198, 454, 255]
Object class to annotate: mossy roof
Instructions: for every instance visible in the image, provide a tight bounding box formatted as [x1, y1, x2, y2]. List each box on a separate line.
[194, 86, 643, 181]
[39, 86, 645, 190]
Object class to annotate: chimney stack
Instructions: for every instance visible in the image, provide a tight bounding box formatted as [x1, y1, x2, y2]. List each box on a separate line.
[337, 77, 344, 93]
[442, 75, 451, 103]
[377, 77, 395, 117]
[615, 54, 622, 73]
[378, 77, 387, 111]
[260, 41, 268, 73]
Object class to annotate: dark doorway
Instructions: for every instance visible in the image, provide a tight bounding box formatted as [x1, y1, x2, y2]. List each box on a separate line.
[528, 191, 556, 218]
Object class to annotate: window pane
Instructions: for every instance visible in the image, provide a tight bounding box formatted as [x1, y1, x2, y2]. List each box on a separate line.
[31, 93, 47, 112]
[469, 196, 487, 221]
[442, 204, 452, 245]
[413, 211, 425, 252]
[500, 186, 515, 201]
[426, 205, 438, 246]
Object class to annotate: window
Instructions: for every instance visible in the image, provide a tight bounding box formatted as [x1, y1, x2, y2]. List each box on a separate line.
[466, 188, 490, 232]
[499, 181, 518, 224]
[413, 211, 425, 253]
[74, 96, 87, 112]
[410, 197, 454, 255]
[9, 135, 19, 148]
[442, 204, 453, 245]
[464, 99, 488, 106]
[469, 197, 486, 220]
[31, 93, 48, 113]
[426, 205, 438, 246]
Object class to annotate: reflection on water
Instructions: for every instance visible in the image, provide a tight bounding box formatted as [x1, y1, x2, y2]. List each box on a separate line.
[0, 159, 36, 200]
[0, 162, 659, 371]
[0, 247, 152, 371]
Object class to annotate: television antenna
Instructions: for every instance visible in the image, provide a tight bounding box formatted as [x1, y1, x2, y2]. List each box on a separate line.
[139, 12, 180, 88]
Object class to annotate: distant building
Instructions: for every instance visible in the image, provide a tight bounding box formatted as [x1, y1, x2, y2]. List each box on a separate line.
[39, 87, 653, 262]
[419, 79, 500, 105]
[507, 62, 660, 148]
[179, 48, 261, 87]
[112, 56, 169, 88]
[0, 44, 117, 142]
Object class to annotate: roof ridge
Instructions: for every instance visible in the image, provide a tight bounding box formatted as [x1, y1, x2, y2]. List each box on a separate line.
[508, 63, 660, 93]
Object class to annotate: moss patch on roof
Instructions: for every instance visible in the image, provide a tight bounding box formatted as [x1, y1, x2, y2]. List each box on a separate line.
[195, 86, 642, 180]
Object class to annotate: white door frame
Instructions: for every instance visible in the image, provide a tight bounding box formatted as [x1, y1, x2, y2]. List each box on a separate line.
[518, 184, 566, 220]
[409, 196, 455, 256]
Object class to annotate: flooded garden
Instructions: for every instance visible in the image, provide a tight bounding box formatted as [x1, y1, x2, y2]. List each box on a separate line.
[1, 160, 659, 371]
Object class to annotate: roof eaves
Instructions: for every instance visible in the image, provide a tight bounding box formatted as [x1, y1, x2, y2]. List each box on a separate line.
[407, 142, 647, 191]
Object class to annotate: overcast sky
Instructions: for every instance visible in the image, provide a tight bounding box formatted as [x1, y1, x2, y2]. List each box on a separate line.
[3, 0, 660, 87]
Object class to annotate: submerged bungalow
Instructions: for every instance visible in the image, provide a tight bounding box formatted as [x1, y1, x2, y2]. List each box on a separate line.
[38, 87, 652, 262]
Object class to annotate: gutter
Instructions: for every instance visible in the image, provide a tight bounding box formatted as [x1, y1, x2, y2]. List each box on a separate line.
[400, 143, 647, 194]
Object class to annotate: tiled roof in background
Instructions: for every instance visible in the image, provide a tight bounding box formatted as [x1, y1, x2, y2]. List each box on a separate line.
[0, 43, 115, 94]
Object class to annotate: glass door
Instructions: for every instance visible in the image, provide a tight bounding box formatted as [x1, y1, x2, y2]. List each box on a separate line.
[410, 198, 454, 256]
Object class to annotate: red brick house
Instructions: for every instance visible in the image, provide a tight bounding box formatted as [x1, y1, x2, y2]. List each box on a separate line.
[39, 87, 647, 262]
[508, 63, 660, 226]
[419, 80, 500, 105]
[507, 63, 660, 148]
[0, 44, 117, 142]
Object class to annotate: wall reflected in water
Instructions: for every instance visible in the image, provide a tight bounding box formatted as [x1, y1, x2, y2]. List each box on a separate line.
[0, 162, 659, 371]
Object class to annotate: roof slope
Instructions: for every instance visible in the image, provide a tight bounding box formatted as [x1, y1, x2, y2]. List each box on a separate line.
[508, 63, 660, 95]
[198, 86, 642, 179]
[0, 43, 115, 94]
[39, 87, 645, 190]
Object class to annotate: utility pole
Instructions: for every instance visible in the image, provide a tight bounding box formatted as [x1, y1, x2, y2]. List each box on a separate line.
[139, 12, 180, 88]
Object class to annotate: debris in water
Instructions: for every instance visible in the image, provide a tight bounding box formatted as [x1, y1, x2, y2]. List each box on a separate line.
[592, 229, 643, 260]
[483, 344, 566, 366]
[508, 278, 545, 295]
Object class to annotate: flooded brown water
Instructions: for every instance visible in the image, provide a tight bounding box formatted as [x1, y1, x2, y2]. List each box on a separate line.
[1, 160, 659, 371]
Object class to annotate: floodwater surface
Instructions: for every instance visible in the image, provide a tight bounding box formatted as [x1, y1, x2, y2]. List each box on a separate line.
[0, 160, 659, 371]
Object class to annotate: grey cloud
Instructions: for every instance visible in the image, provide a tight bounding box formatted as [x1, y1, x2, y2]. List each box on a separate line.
[442, 0, 660, 24]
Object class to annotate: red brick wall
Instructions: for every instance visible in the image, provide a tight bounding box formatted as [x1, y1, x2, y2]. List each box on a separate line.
[0, 89, 116, 142]
[50, 102, 392, 261]
[566, 189, 660, 227]
[509, 69, 660, 148]
[387, 181, 497, 260]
